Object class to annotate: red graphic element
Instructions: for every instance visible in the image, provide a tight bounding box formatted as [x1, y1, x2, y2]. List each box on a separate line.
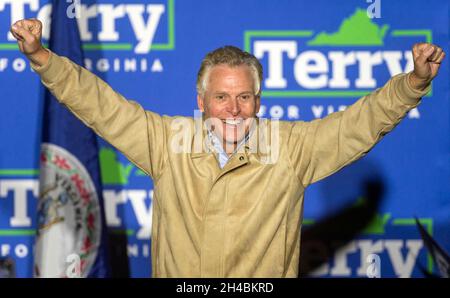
[71, 174, 91, 205]
[87, 212, 95, 230]
[82, 236, 92, 253]
[54, 155, 71, 170]
[79, 259, 87, 274]
[40, 152, 47, 164]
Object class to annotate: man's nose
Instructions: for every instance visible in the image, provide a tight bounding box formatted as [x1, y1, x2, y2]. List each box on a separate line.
[227, 98, 241, 116]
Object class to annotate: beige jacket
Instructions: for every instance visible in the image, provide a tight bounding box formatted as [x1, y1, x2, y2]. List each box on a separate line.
[32, 51, 430, 277]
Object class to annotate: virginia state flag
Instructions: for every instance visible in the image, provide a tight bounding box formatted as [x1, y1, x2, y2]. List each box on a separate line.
[34, 0, 111, 278]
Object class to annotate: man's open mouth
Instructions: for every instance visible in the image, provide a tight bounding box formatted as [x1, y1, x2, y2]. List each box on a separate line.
[222, 119, 243, 127]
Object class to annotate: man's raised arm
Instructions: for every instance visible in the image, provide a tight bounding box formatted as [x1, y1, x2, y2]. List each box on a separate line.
[286, 42, 445, 187]
[11, 19, 167, 180]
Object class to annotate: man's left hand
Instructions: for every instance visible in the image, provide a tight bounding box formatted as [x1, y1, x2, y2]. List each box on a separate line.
[409, 43, 445, 90]
[410, 43, 445, 91]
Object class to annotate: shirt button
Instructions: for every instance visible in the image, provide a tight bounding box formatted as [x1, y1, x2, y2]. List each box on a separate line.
[239, 156, 244, 161]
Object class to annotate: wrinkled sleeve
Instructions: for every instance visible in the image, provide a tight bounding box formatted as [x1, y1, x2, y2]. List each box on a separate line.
[287, 72, 431, 187]
[31, 50, 166, 180]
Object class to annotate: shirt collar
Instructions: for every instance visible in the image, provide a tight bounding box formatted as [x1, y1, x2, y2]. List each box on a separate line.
[207, 122, 256, 168]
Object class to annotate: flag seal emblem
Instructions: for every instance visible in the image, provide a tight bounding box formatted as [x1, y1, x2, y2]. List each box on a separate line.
[34, 143, 101, 277]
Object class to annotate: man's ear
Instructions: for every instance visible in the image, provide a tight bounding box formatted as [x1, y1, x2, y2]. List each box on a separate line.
[197, 94, 205, 112]
[255, 95, 261, 114]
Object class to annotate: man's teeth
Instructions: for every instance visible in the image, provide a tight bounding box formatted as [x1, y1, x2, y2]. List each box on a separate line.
[223, 119, 243, 125]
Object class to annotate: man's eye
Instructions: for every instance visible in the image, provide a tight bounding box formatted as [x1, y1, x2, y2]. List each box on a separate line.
[239, 94, 252, 101]
[216, 95, 225, 100]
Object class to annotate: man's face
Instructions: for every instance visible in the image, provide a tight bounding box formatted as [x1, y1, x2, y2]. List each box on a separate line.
[197, 64, 260, 149]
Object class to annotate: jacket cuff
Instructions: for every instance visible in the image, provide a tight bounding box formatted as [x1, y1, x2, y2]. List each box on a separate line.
[30, 49, 65, 85]
[396, 72, 432, 105]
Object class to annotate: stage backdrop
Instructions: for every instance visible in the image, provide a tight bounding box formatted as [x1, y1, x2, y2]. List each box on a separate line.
[0, 0, 449, 278]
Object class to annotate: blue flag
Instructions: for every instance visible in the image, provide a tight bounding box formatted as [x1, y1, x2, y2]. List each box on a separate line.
[34, 0, 110, 278]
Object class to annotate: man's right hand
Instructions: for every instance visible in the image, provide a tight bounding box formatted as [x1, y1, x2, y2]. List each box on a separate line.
[10, 18, 49, 67]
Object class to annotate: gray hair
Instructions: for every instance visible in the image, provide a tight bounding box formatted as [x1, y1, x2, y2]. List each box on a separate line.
[196, 45, 263, 97]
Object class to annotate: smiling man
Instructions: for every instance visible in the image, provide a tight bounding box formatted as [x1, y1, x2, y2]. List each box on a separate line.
[11, 18, 445, 277]
[196, 48, 263, 165]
